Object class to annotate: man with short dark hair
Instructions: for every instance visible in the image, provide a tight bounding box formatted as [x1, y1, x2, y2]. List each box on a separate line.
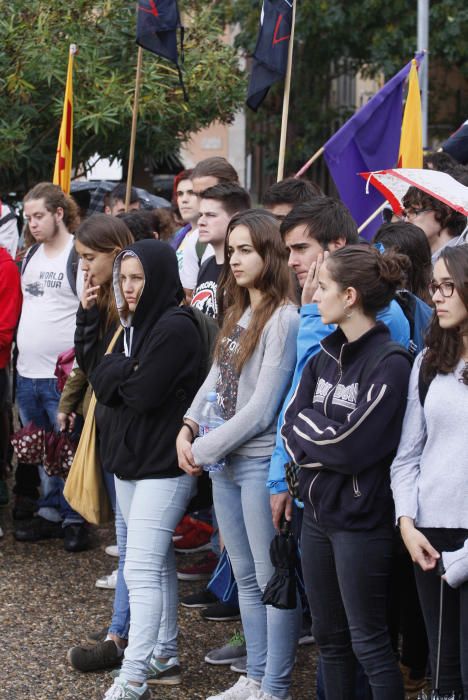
[104, 183, 140, 216]
[180, 158, 240, 299]
[262, 177, 323, 219]
[268, 197, 410, 522]
[191, 183, 251, 318]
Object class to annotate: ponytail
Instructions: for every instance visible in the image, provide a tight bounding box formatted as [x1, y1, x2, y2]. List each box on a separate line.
[327, 245, 409, 316]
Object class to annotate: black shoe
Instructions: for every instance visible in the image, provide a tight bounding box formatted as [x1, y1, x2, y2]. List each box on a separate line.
[14, 516, 64, 542]
[12, 495, 37, 521]
[86, 627, 109, 645]
[67, 640, 122, 672]
[64, 524, 91, 552]
[200, 602, 241, 622]
[180, 589, 218, 609]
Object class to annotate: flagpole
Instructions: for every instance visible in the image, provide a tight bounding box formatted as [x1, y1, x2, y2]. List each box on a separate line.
[276, 0, 297, 182]
[357, 201, 387, 233]
[126, 47, 143, 212]
[295, 146, 324, 178]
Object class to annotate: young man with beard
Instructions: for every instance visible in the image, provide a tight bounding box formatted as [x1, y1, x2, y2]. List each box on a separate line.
[14, 182, 89, 551]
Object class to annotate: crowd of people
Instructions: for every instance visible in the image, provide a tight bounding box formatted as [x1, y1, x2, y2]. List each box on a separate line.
[0, 153, 467, 700]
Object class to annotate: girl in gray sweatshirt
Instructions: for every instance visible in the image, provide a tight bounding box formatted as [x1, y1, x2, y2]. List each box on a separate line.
[391, 244, 468, 699]
[177, 210, 300, 700]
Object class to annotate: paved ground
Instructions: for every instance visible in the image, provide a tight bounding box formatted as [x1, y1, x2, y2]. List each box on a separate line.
[0, 504, 317, 700]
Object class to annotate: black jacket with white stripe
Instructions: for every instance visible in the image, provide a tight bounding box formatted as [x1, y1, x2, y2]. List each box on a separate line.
[281, 323, 412, 530]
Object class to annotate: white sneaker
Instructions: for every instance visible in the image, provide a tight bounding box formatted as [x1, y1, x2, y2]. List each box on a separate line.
[105, 544, 120, 557]
[207, 676, 261, 700]
[96, 569, 118, 589]
[246, 691, 292, 700]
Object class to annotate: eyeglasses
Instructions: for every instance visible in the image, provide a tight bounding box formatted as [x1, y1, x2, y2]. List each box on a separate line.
[402, 207, 433, 220]
[428, 281, 456, 298]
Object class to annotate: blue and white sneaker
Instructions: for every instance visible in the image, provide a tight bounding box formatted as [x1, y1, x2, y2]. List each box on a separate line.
[103, 678, 151, 700]
[147, 655, 181, 686]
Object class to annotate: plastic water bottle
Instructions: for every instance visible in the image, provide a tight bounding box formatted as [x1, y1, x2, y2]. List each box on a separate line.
[199, 391, 226, 473]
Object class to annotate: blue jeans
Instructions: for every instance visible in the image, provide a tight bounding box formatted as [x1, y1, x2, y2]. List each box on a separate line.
[115, 473, 196, 683]
[301, 513, 404, 700]
[15, 375, 83, 526]
[101, 469, 130, 640]
[212, 455, 301, 699]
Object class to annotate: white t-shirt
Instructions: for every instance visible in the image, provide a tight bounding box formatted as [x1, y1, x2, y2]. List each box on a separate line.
[179, 228, 214, 290]
[17, 237, 80, 379]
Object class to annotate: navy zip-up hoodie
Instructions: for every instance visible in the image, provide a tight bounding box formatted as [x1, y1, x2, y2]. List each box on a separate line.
[281, 323, 412, 530]
[89, 240, 202, 480]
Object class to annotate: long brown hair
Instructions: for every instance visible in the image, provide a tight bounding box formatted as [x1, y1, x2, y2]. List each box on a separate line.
[214, 209, 293, 371]
[75, 214, 134, 327]
[422, 245, 468, 385]
[24, 181, 80, 232]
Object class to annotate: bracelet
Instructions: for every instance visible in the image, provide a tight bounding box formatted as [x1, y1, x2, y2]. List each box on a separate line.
[182, 422, 196, 442]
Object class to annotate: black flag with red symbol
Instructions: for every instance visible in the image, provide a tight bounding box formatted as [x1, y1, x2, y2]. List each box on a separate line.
[247, 0, 293, 111]
[136, 0, 187, 98]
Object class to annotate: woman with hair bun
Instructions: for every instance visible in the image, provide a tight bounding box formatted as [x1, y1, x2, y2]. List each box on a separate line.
[282, 245, 413, 700]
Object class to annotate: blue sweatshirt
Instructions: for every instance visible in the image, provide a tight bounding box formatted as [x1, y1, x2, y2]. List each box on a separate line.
[267, 300, 410, 494]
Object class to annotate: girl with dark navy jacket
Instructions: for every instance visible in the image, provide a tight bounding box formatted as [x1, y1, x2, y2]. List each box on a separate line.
[282, 245, 412, 700]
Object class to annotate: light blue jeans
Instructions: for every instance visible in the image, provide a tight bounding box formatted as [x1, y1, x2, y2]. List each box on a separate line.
[211, 454, 301, 699]
[115, 473, 196, 683]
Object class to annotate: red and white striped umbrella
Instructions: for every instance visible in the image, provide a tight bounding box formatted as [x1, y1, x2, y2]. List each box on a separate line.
[359, 167, 468, 216]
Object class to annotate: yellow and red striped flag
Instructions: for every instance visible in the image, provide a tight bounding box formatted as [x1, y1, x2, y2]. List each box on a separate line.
[53, 44, 76, 193]
[398, 58, 423, 168]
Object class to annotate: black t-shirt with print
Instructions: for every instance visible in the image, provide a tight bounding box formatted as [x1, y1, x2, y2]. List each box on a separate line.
[190, 255, 223, 319]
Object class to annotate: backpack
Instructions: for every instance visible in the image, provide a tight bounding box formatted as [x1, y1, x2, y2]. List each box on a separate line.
[394, 290, 433, 357]
[21, 242, 79, 296]
[188, 306, 219, 385]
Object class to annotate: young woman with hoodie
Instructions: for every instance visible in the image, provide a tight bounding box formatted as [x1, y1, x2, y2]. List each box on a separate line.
[64, 214, 136, 674]
[391, 244, 468, 699]
[177, 209, 300, 700]
[90, 239, 202, 700]
[281, 245, 413, 700]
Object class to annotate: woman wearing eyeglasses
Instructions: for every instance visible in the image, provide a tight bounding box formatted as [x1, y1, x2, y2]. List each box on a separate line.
[391, 245, 468, 699]
[401, 187, 467, 264]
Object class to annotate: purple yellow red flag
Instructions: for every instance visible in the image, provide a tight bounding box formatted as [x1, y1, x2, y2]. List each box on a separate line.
[397, 59, 423, 168]
[53, 44, 76, 194]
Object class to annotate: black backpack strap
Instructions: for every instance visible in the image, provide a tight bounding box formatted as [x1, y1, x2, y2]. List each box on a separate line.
[359, 341, 413, 393]
[195, 239, 208, 266]
[66, 244, 79, 296]
[20, 243, 40, 275]
[0, 210, 17, 227]
[418, 358, 435, 406]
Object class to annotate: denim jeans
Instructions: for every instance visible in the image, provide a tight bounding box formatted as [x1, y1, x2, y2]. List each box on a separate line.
[15, 375, 83, 526]
[300, 511, 404, 700]
[115, 473, 196, 683]
[211, 454, 301, 699]
[414, 528, 468, 697]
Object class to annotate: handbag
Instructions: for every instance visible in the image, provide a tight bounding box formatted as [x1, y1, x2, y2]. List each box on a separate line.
[284, 461, 300, 500]
[63, 328, 122, 525]
[11, 422, 45, 464]
[55, 347, 76, 392]
[43, 430, 77, 479]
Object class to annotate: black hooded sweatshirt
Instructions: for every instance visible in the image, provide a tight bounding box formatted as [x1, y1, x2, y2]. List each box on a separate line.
[89, 240, 202, 480]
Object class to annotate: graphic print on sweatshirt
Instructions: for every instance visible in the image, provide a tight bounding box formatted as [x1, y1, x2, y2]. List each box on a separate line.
[216, 324, 244, 420]
[313, 377, 359, 411]
[190, 256, 223, 319]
